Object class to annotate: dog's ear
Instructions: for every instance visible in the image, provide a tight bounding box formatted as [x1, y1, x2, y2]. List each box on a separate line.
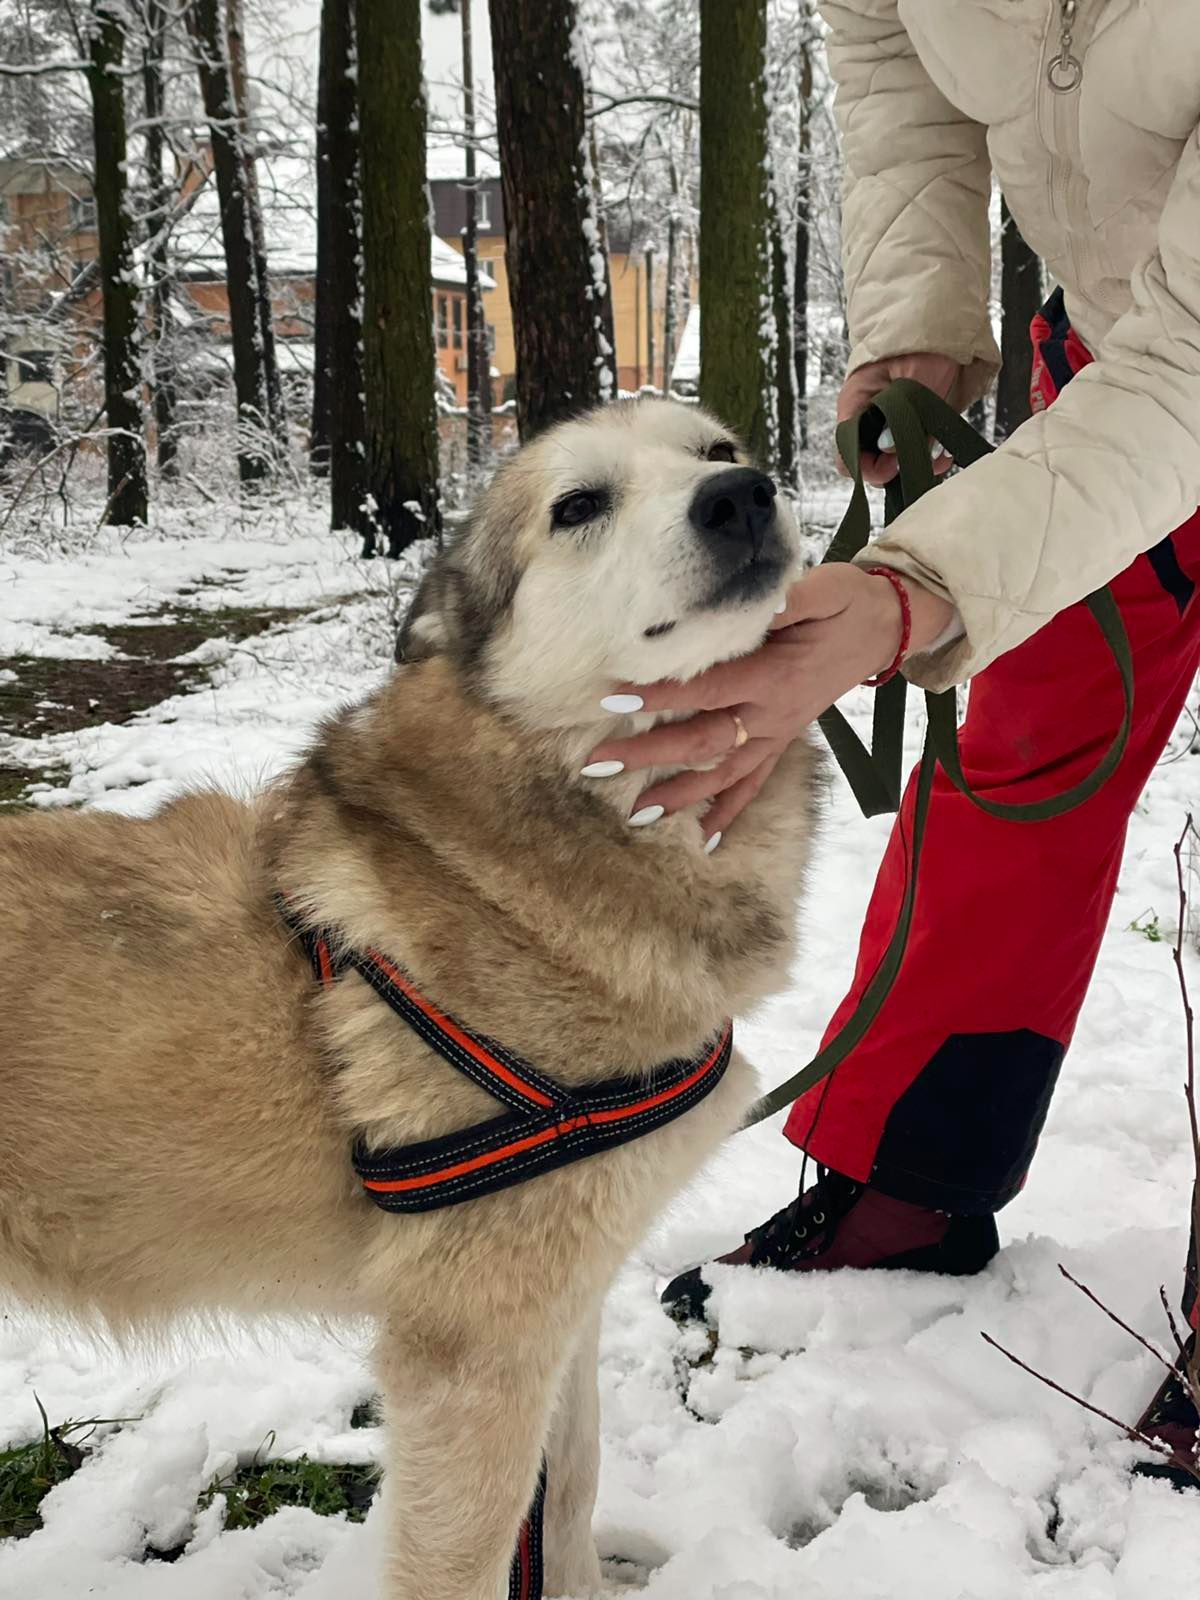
[395, 562, 463, 664]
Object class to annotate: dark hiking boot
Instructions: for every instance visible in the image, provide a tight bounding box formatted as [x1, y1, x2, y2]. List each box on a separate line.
[660, 1165, 1000, 1324]
[1133, 1336, 1200, 1490]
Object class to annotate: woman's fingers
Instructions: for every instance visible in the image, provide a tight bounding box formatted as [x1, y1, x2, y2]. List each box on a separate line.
[600, 651, 773, 718]
[632, 738, 773, 815]
[586, 706, 752, 776]
[701, 752, 783, 842]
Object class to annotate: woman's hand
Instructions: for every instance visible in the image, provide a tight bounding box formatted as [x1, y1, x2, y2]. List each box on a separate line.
[587, 565, 957, 843]
[838, 353, 963, 485]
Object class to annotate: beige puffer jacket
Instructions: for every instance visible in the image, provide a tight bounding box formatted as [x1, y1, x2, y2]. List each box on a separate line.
[822, 0, 1200, 689]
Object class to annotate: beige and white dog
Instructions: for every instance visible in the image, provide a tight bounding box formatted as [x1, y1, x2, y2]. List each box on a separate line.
[0, 399, 816, 1598]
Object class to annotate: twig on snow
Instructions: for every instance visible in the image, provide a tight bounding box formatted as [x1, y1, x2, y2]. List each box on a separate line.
[1057, 1264, 1177, 1378]
[980, 1332, 1193, 1473]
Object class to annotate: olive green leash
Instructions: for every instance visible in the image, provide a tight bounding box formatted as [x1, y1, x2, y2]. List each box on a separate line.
[744, 377, 1134, 1126]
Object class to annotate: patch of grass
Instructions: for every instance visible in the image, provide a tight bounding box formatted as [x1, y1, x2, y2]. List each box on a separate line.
[0, 761, 59, 811]
[1128, 909, 1164, 942]
[0, 1396, 127, 1541]
[200, 1434, 377, 1531]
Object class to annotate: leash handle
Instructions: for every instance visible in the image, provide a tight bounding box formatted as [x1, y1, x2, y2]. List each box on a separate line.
[819, 377, 1133, 823]
[744, 378, 1134, 1126]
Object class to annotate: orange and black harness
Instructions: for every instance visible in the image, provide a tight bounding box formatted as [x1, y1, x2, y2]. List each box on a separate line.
[278, 896, 732, 1600]
[277, 897, 733, 1214]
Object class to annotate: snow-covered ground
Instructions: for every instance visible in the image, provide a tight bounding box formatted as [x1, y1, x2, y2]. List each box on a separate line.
[2, 513, 1200, 1598]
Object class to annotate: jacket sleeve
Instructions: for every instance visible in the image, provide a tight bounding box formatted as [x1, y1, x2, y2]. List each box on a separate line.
[868, 119, 1200, 692]
[821, 0, 999, 407]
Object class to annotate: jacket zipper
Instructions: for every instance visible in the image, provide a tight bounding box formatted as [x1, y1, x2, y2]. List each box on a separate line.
[1036, 0, 1096, 295]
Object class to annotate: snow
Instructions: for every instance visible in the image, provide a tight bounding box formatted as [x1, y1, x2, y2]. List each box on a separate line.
[2, 507, 1200, 1595]
[430, 232, 496, 291]
[671, 304, 700, 387]
[672, 301, 848, 394]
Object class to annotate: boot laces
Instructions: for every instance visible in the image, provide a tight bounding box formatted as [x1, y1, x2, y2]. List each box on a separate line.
[745, 1164, 860, 1268]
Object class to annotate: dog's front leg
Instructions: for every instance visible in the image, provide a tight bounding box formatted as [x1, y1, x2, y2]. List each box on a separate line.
[542, 1305, 604, 1598]
[375, 1320, 564, 1600]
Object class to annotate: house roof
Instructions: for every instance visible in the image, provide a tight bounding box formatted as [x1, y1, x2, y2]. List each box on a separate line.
[430, 233, 495, 291]
[170, 150, 492, 290]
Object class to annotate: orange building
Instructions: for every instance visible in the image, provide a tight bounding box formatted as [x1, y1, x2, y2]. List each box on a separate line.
[429, 175, 687, 397]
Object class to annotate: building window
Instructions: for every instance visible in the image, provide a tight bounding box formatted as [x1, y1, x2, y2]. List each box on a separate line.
[486, 322, 496, 356]
[436, 294, 449, 349]
[16, 349, 54, 385]
[452, 295, 463, 350]
[476, 186, 491, 229]
[68, 194, 97, 232]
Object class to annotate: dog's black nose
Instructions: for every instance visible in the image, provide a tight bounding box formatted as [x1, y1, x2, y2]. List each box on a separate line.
[688, 467, 778, 551]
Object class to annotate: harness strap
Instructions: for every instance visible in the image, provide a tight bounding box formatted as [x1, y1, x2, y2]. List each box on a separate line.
[507, 1463, 547, 1600]
[745, 378, 1134, 1126]
[276, 896, 733, 1213]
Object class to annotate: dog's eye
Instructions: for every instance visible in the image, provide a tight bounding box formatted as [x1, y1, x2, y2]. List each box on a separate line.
[706, 440, 737, 463]
[551, 490, 607, 528]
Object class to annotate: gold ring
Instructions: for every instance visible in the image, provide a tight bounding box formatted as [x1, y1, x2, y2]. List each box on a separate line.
[730, 712, 750, 750]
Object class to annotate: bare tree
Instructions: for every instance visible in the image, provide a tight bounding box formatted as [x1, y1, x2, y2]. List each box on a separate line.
[662, 208, 679, 389]
[769, 188, 796, 484]
[358, 0, 440, 555]
[86, 0, 147, 524]
[142, 0, 178, 477]
[225, 0, 285, 448]
[310, 0, 368, 542]
[793, 29, 813, 450]
[489, 0, 615, 438]
[186, 0, 275, 483]
[460, 0, 492, 467]
[699, 0, 772, 461]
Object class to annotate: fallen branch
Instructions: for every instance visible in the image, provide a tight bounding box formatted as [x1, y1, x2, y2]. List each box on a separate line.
[980, 1332, 1192, 1472]
[1058, 1264, 1176, 1378]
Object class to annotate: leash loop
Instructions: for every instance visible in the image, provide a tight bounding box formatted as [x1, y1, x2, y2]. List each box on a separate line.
[745, 378, 1133, 1125]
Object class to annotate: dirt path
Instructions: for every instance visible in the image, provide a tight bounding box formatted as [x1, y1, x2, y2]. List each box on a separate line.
[0, 575, 327, 807]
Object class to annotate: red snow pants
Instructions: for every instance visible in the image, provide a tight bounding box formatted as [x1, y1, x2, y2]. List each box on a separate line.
[786, 290, 1200, 1321]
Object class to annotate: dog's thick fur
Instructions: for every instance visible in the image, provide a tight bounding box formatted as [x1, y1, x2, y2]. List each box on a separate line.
[0, 400, 815, 1598]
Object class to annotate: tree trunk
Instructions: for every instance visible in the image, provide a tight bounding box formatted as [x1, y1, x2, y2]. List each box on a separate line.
[793, 39, 812, 452]
[358, 0, 440, 555]
[770, 188, 796, 485]
[995, 195, 1043, 442]
[312, 0, 369, 537]
[310, 0, 333, 478]
[143, 0, 177, 478]
[489, 0, 613, 437]
[461, 0, 493, 468]
[186, 0, 272, 483]
[698, 0, 771, 461]
[662, 209, 678, 391]
[586, 109, 619, 399]
[225, 0, 286, 453]
[87, 0, 148, 525]
[644, 245, 655, 392]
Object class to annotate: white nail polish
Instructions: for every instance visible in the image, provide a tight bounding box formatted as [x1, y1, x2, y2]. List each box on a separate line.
[930, 440, 948, 460]
[580, 759, 624, 778]
[601, 693, 644, 715]
[704, 831, 723, 854]
[629, 804, 665, 827]
[877, 426, 895, 451]
[774, 600, 787, 614]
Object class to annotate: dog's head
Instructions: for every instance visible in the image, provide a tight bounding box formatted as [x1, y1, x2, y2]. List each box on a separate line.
[397, 398, 800, 727]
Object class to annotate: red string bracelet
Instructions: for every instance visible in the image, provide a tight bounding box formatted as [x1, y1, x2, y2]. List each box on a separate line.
[862, 566, 912, 687]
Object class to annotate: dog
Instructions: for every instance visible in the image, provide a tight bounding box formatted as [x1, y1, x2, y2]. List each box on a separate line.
[0, 398, 816, 1598]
